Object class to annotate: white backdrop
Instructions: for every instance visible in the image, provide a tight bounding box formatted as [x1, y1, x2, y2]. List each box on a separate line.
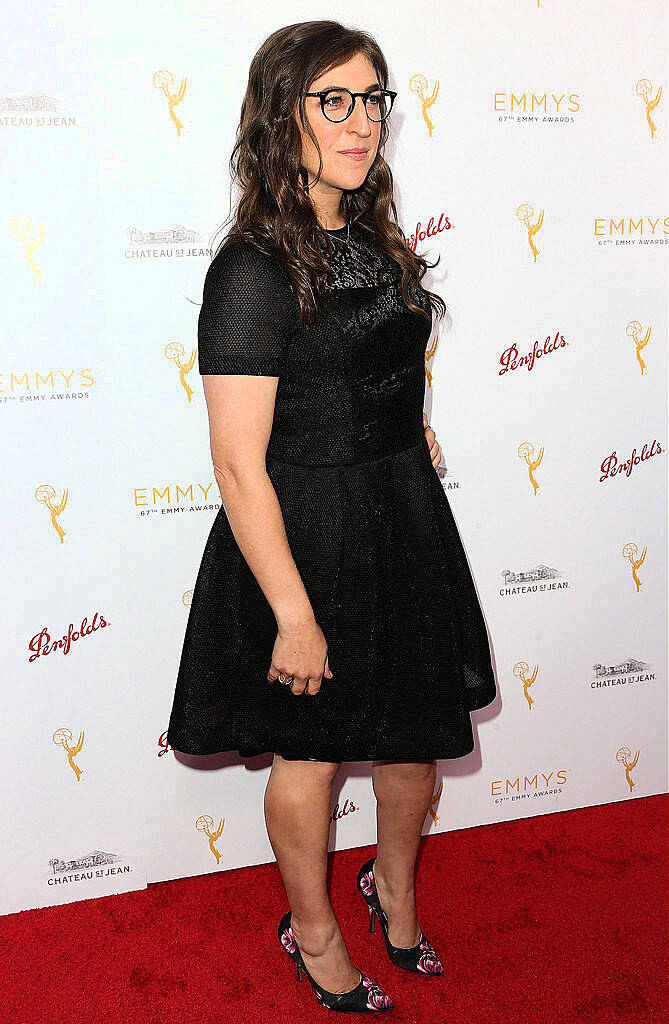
[2, 0, 667, 917]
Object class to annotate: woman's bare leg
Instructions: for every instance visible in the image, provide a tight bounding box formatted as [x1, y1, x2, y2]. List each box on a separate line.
[371, 759, 437, 946]
[264, 754, 362, 992]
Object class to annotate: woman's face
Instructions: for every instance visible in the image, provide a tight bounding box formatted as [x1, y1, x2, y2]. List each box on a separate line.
[296, 52, 382, 212]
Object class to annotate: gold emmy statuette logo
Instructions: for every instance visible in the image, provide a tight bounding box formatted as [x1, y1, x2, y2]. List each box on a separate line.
[53, 727, 84, 781]
[424, 335, 438, 386]
[196, 813, 225, 864]
[35, 483, 68, 543]
[182, 589, 194, 607]
[517, 441, 544, 495]
[616, 746, 639, 792]
[153, 69, 187, 136]
[622, 541, 646, 592]
[410, 74, 439, 137]
[516, 203, 544, 262]
[427, 779, 443, 826]
[9, 216, 45, 283]
[513, 661, 538, 710]
[635, 78, 662, 139]
[165, 341, 197, 401]
[626, 320, 652, 375]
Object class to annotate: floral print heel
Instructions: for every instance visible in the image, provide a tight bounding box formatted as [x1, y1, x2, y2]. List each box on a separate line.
[278, 909, 394, 1012]
[356, 857, 445, 975]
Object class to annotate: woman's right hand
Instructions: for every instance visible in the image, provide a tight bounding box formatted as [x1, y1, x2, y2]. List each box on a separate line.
[267, 617, 333, 695]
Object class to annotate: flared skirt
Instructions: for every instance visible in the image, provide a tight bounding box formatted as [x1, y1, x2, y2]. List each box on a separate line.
[166, 437, 496, 761]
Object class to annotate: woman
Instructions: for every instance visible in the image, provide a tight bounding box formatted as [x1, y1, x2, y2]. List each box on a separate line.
[166, 20, 497, 1014]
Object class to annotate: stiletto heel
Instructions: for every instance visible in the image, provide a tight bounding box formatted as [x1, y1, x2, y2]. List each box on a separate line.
[278, 909, 394, 1012]
[356, 857, 445, 976]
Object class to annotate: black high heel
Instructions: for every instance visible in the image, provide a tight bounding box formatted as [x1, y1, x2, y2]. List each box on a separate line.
[278, 910, 394, 1012]
[355, 857, 444, 976]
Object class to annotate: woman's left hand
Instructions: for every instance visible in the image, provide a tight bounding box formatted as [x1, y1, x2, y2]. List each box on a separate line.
[423, 412, 442, 470]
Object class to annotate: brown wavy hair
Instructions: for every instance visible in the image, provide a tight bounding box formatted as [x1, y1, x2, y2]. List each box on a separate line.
[210, 19, 447, 329]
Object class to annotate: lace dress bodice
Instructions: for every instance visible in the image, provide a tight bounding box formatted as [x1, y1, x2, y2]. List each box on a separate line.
[198, 221, 433, 467]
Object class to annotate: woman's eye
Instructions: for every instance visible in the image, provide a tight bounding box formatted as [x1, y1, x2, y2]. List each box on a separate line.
[367, 93, 381, 106]
[325, 93, 345, 107]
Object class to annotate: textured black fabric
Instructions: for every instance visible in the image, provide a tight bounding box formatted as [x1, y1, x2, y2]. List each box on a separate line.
[166, 222, 496, 762]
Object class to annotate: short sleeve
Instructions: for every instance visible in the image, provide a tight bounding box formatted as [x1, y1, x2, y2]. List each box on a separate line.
[197, 238, 298, 376]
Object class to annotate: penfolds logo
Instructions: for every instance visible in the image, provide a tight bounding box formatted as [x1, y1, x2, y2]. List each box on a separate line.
[329, 797, 358, 824]
[28, 611, 109, 661]
[406, 214, 452, 251]
[600, 440, 664, 482]
[499, 332, 567, 375]
[158, 731, 174, 757]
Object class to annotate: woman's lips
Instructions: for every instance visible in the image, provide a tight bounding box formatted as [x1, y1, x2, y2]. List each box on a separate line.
[339, 150, 368, 161]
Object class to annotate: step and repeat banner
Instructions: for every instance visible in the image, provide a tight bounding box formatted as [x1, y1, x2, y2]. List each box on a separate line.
[2, 0, 667, 916]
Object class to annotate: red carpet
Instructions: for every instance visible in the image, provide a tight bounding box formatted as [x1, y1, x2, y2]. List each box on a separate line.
[3, 794, 667, 1024]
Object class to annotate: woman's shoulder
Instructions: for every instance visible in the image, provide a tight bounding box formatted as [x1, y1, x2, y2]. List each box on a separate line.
[204, 233, 294, 299]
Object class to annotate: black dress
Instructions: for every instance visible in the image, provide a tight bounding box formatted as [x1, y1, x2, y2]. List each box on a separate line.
[166, 221, 496, 762]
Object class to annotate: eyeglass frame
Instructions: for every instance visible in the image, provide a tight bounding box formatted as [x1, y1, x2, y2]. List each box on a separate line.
[302, 87, 397, 123]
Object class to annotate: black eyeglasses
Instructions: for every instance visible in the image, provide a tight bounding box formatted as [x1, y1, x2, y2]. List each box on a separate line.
[302, 88, 397, 123]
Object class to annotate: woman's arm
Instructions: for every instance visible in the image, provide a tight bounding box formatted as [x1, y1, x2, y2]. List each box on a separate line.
[204, 372, 332, 694]
[196, 240, 331, 693]
[203, 373, 314, 632]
